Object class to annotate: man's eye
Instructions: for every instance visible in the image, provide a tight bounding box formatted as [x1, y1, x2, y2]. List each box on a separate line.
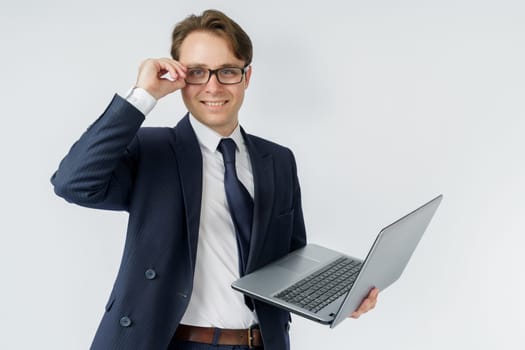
[220, 68, 238, 76]
[189, 69, 205, 77]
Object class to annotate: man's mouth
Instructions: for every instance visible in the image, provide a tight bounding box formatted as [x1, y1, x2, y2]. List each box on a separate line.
[202, 100, 228, 107]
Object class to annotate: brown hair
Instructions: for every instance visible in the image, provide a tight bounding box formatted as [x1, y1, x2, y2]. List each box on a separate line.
[170, 9, 253, 66]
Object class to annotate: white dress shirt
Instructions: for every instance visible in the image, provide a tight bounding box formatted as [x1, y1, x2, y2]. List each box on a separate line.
[123, 88, 258, 328]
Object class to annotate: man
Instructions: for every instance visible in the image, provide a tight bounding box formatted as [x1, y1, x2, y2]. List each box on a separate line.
[51, 9, 378, 350]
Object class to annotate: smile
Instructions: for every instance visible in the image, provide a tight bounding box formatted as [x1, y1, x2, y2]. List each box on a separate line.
[202, 100, 228, 106]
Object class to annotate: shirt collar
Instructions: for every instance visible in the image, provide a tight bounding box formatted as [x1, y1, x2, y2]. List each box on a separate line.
[189, 113, 244, 152]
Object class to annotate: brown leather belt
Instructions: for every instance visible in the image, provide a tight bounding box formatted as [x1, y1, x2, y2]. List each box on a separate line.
[174, 324, 263, 348]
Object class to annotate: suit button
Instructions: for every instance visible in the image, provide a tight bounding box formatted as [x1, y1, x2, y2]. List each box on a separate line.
[120, 316, 132, 327]
[145, 269, 157, 280]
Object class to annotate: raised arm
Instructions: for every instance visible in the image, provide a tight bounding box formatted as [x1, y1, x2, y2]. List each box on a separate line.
[51, 95, 145, 210]
[51, 58, 187, 210]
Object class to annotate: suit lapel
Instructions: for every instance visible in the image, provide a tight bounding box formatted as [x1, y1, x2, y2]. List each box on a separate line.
[170, 115, 203, 271]
[168, 119, 274, 274]
[243, 130, 275, 273]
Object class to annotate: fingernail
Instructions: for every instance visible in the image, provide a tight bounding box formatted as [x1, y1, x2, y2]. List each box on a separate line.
[160, 72, 177, 81]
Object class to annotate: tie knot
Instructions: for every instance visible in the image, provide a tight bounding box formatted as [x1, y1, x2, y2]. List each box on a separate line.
[218, 138, 237, 164]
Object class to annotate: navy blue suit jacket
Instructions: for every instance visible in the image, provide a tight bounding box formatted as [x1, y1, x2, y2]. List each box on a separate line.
[51, 95, 307, 350]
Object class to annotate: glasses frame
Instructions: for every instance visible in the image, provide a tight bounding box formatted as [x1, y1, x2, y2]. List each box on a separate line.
[184, 65, 250, 85]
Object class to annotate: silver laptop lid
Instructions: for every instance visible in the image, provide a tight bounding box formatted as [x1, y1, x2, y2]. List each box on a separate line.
[331, 194, 443, 327]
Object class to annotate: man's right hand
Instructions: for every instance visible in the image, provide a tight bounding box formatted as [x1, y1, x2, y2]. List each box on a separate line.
[135, 58, 187, 100]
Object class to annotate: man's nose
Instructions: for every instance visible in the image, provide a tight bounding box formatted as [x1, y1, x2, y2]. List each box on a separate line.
[205, 72, 223, 92]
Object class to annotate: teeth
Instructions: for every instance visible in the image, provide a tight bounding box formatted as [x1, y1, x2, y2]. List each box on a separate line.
[203, 101, 226, 106]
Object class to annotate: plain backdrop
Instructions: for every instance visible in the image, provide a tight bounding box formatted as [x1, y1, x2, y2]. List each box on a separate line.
[1, 0, 524, 349]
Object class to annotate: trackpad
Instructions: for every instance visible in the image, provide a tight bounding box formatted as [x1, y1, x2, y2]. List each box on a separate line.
[276, 254, 320, 273]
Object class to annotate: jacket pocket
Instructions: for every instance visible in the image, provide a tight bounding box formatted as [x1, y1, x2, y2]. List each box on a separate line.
[105, 295, 116, 312]
[276, 208, 294, 218]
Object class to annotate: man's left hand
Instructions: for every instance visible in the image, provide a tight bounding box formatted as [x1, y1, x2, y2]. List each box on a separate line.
[350, 287, 379, 319]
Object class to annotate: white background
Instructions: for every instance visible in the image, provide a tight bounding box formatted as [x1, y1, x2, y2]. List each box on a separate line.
[1, 0, 524, 349]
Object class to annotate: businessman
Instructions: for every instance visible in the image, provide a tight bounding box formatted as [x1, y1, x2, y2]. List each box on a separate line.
[51, 9, 378, 350]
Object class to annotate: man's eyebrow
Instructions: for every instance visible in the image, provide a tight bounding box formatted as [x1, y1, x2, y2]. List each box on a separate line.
[185, 63, 207, 69]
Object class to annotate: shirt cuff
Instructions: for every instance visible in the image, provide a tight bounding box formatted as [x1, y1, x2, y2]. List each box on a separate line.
[122, 87, 157, 116]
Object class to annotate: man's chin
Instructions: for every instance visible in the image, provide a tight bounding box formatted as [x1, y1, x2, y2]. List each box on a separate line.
[192, 113, 238, 135]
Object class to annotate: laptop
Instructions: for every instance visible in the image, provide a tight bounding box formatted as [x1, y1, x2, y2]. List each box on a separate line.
[232, 195, 443, 328]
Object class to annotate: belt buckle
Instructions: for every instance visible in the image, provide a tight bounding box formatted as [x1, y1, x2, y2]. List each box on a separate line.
[247, 327, 254, 348]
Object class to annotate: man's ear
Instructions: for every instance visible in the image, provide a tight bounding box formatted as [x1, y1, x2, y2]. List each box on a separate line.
[244, 65, 252, 89]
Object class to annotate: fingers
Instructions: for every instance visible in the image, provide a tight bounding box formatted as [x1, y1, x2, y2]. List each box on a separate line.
[350, 287, 380, 319]
[155, 58, 187, 81]
[370, 287, 379, 300]
[136, 58, 188, 100]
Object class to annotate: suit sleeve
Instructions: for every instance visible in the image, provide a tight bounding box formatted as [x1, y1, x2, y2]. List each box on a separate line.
[289, 149, 307, 251]
[51, 94, 145, 211]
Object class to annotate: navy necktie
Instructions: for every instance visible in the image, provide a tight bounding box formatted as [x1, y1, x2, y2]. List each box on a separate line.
[218, 138, 255, 310]
[218, 138, 253, 276]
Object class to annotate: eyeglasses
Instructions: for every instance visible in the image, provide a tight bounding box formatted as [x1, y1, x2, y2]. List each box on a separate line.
[185, 66, 249, 85]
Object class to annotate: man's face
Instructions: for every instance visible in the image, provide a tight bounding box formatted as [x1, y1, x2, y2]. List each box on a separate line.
[178, 31, 251, 136]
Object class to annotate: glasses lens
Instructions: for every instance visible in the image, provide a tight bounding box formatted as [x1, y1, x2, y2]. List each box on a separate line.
[218, 68, 243, 84]
[186, 68, 208, 84]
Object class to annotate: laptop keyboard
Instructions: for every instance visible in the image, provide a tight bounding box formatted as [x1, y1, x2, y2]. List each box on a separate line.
[274, 256, 362, 313]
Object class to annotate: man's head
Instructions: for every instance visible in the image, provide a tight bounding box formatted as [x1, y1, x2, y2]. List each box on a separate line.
[171, 9, 253, 66]
[170, 10, 253, 137]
